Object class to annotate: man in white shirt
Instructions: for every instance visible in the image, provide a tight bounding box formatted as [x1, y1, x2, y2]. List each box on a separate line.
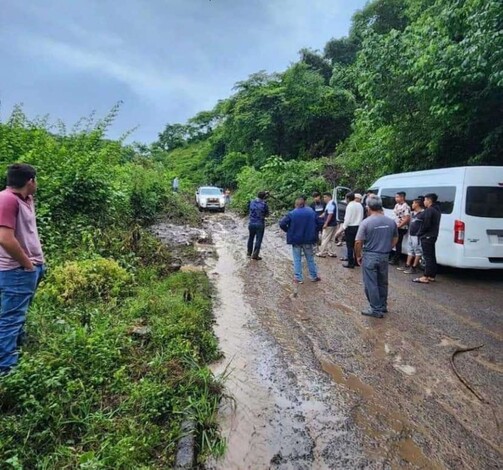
[390, 191, 411, 266]
[342, 192, 364, 268]
[316, 192, 338, 258]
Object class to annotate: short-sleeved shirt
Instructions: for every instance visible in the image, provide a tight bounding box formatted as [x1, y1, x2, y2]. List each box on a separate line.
[324, 200, 338, 227]
[356, 214, 398, 254]
[0, 188, 44, 270]
[393, 202, 411, 229]
[310, 201, 326, 216]
[409, 210, 425, 236]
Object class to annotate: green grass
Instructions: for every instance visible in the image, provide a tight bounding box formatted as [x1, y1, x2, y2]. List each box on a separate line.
[0, 269, 225, 469]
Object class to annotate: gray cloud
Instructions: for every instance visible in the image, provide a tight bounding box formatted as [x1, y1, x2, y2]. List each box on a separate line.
[0, 0, 366, 142]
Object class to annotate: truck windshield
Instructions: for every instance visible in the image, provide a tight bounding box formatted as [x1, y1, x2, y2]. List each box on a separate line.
[465, 186, 503, 218]
[200, 188, 221, 196]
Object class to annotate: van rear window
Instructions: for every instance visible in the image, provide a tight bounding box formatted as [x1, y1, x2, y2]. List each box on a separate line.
[381, 187, 456, 214]
[465, 187, 503, 218]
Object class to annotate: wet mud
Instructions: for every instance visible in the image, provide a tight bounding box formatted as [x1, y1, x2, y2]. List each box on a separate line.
[193, 213, 502, 469]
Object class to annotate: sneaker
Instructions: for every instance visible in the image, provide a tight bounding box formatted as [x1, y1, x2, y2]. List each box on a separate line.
[328, 254, 337, 258]
[342, 263, 355, 269]
[361, 309, 384, 318]
[340, 257, 348, 261]
[316, 253, 327, 258]
[310, 276, 321, 282]
[294, 278, 304, 284]
[251, 256, 262, 260]
[403, 267, 417, 274]
[396, 266, 408, 271]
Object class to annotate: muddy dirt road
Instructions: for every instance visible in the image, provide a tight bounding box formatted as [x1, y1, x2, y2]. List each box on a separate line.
[203, 213, 502, 470]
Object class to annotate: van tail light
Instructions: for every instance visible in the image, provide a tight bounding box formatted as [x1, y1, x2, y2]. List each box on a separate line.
[454, 220, 465, 245]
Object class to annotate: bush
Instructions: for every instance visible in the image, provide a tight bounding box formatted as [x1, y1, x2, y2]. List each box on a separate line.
[232, 156, 330, 213]
[41, 258, 131, 304]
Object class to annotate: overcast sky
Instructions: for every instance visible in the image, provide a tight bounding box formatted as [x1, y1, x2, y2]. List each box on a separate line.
[0, 0, 366, 143]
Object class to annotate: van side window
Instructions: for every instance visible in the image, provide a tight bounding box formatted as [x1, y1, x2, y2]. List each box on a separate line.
[380, 187, 456, 214]
[466, 187, 503, 218]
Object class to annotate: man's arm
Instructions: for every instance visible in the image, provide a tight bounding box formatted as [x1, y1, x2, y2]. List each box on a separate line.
[342, 203, 354, 230]
[355, 240, 363, 265]
[279, 214, 290, 233]
[0, 227, 34, 270]
[417, 208, 431, 237]
[354, 223, 366, 265]
[391, 236, 399, 249]
[324, 213, 333, 228]
[397, 206, 411, 229]
[397, 215, 410, 229]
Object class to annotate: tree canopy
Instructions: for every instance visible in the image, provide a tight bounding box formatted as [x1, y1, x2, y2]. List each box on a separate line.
[154, 0, 502, 197]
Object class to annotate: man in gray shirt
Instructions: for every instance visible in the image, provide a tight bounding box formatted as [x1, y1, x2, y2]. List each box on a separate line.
[355, 196, 398, 318]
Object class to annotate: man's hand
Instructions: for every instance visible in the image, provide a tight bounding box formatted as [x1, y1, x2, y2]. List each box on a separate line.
[357, 256, 363, 266]
[0, 227, 34, 269]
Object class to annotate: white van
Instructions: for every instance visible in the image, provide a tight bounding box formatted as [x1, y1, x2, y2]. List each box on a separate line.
[365, 166, 503, 269]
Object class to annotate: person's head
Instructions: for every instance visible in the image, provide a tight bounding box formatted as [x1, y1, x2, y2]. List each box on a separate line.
[423, 193, 438, 208]
[257, 191, 267, 200]
[367, 195, 383, 213]
[322, 191, 332, 203]
[346, 192, 355, 202]
[7, 163, 37, 194]
[295, 196, 306, 208]
[354, 193, 363, 202]
[312, 191, 321, 202]
[412, 198, 424, 211]
[395, 191, 406, 204]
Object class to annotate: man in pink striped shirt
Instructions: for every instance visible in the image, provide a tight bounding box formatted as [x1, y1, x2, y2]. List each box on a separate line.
[0, 163, 45, 375]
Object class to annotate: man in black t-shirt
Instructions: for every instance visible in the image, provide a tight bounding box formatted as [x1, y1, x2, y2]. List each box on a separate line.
[399, 198, 425, 274]
[310, 192, 326, 244]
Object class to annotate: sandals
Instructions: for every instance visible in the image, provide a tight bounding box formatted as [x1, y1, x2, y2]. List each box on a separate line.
[412, 277, 430, 284]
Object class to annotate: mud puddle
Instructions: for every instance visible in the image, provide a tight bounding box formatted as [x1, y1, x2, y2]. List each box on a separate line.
[172, 212, 503, 470]
[205, 219, 370, 469]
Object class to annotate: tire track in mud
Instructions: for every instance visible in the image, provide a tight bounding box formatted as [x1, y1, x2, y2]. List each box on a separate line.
[204, 214, 503, 470]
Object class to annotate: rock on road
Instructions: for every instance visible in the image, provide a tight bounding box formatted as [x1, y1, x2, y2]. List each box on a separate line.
[204, 213, 502, 470]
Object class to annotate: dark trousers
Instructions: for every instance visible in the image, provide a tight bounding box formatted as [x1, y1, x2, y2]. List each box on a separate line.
[421, 237, 437, 278]
[362, 252, 389, 314]
[247, 223, 265, 257]
[345, 225, 359, 267]
[391, 228, 408, 261]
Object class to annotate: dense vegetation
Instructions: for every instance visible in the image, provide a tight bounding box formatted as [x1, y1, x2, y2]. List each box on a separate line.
[0, 106, 225, 468]
[154, 0, 502, 210]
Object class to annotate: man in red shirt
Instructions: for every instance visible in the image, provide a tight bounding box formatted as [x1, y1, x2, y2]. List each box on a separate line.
[0, 163, 45, 375]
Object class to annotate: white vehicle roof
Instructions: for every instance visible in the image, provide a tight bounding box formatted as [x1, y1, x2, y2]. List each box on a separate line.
[370, 166, 503, 188]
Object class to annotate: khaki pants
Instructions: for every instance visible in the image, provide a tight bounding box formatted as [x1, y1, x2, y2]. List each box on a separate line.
[318, 226, 337, 256]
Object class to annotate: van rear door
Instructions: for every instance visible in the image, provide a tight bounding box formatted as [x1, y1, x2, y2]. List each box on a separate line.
[463, 185, 503, 264]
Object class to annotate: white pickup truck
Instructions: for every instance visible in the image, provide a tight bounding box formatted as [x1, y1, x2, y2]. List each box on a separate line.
[195, 186, 225, 212]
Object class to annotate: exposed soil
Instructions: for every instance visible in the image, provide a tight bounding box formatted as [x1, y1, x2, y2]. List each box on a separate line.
[165, 213, 502, 470]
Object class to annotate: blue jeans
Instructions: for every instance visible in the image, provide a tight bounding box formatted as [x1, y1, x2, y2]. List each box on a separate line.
[247, 223, 265, 257]
[362, 252, 388, 314]
[0, 265, 45, 373]
[292, 244, 318, 281]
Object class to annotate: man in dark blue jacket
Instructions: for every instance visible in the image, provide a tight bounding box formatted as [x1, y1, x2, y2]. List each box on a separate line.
[279, 197, 321, 284]
[247, 191, 270, 260]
